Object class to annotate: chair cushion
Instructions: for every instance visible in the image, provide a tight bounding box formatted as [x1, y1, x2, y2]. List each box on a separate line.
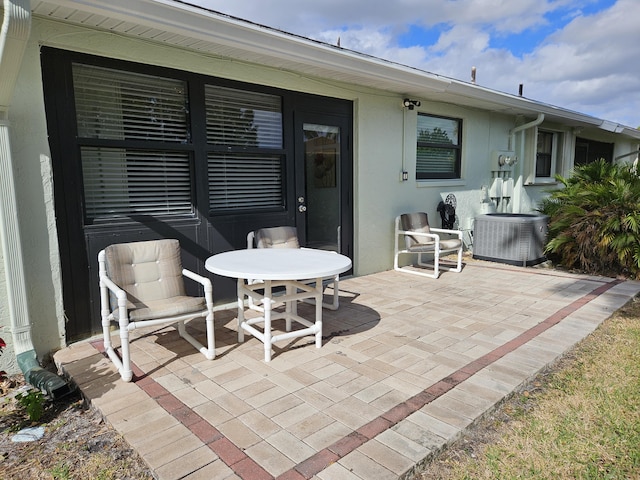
[113, 295, 207, 321]
[400, 212, 433, 248]
[104, 239, 186, 310]
[408, 237, 462, 252]
[255, 226, 300, 249]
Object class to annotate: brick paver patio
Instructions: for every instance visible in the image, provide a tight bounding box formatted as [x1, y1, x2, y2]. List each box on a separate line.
[54, 260, 640, 479]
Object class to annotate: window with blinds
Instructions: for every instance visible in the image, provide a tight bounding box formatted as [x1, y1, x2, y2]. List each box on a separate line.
[205, 85, 285, 212]
[208, 153, 283, 211]
[73, 63, 192, 222]
[73, 64, 189, 142]
[81, 148, 192, 218]
[71, 62, 287, 221]
[205, 85, 282, 148]
[416, 113, 462, 179]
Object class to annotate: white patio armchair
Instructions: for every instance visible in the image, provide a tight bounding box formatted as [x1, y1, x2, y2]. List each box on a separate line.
[394, 212, 463, 278]
[246, 226, 341, 310]
[98, 239, 215, 382]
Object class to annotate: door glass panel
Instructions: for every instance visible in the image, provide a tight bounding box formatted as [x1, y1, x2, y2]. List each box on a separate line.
[303, 123, 340, 251]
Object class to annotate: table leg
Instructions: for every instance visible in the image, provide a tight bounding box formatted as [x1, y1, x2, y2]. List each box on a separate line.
[264, 279, 272, 362]
[237, 278, 245, 343]
[314, 276, 322, 349]
[285, 282, 292, 332]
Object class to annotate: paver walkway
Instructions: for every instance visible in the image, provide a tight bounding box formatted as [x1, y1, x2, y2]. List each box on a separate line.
[54, 261, 640, 479]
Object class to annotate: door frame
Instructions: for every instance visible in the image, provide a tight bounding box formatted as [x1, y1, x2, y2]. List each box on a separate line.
[293, 99, 353, 262]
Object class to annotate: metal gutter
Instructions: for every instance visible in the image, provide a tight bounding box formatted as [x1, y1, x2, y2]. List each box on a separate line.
[0, 0, 71, 398]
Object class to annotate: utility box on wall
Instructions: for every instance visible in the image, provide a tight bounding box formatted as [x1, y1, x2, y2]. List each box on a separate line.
[492, 150, 517, 169]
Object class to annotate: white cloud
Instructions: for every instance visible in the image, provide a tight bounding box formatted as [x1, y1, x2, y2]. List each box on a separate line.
[188, 0, 640, 128]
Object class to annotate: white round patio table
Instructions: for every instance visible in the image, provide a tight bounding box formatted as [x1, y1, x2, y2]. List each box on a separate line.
[205, 248, 351, 361]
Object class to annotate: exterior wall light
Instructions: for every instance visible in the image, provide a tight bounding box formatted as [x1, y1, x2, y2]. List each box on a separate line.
[403, 99, 421, 110]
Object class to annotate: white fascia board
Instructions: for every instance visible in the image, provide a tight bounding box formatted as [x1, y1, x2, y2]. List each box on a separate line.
[42, 0, 450, 93]
[444, 80, 602, 126]
[38, 1, 640, 136]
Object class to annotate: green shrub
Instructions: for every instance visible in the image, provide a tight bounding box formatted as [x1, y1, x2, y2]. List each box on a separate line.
[538, 159, 640, 279]
[16, 389, 46, 422]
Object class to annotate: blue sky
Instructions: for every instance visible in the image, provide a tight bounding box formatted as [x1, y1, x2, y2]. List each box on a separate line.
[190, 0, 638, 128]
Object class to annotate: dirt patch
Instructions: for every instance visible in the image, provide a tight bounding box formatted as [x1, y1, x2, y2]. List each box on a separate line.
[0, 376, 153, 479]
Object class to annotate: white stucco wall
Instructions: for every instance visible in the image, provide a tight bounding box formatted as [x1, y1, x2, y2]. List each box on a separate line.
[0, 248, 18, 374]
[1, 23, 67, 368]
[1, 15, 637, 363]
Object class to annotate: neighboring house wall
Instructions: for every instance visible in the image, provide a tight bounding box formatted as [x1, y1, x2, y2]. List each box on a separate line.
[0, 15, 638, 371]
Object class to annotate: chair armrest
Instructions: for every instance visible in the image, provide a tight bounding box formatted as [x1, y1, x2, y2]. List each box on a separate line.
[182, 269, 212, 289]
[429, 227, 463, 239]
[183, 269, 214, 310]
[397, 229, 439, 241]
[100, 274, 127, 300]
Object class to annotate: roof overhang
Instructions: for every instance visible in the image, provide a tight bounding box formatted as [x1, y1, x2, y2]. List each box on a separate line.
[22, 0, 640, 141]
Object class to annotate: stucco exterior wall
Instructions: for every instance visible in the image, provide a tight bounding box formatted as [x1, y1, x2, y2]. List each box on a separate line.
[0, 248, 18, 374]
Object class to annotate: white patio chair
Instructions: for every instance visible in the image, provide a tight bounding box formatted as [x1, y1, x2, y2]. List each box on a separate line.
[246, 226, 341, 310]
[98, 239, 215, 382]
[394, 212, 463, 278]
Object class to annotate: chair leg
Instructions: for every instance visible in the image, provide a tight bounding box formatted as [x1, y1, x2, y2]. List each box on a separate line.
[118, 319, 133, 382]
[102, 316, 132, 382]
[454, 247, 463, 272]
[326, 275, 340, 310]
[433, 250, 440, 278]
[101, 302, 133, 381]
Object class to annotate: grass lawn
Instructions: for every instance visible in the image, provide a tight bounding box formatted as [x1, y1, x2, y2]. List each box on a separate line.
[416, 296, 640, 479]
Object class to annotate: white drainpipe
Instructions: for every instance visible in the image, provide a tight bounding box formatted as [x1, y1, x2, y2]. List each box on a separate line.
[0, 0, 70, 398]
[507, 113, 545, 212]
[508, 113, 545, 151]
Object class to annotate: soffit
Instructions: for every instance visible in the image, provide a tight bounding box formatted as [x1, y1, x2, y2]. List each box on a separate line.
[26, 0, 640, 139]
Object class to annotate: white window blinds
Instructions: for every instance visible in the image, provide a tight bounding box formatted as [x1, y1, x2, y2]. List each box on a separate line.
[208, 153, 283, 211]
[73, 64, 192, 221]
[205, 85, 284, 211]
[81, 148, 192, 219]
[73, 64, 188, 142]
[205, 85, 282, 148]
[416, 114, 462, 179]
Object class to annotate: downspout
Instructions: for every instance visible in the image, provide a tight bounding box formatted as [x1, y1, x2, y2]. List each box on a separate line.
[508, 113, 545, 151]
[507, 113, 545, 211]
[0, 0, 71, 399]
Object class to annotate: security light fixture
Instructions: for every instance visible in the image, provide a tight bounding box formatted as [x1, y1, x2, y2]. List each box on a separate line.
[403, 98, 421, 110]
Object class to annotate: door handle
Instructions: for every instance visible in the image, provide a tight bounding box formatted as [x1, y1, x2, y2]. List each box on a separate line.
[298, 205, 307, 212]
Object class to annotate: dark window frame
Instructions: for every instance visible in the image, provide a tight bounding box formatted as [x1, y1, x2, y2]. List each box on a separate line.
[416, 113, 463, 180]
[54, 48, 292, 227]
